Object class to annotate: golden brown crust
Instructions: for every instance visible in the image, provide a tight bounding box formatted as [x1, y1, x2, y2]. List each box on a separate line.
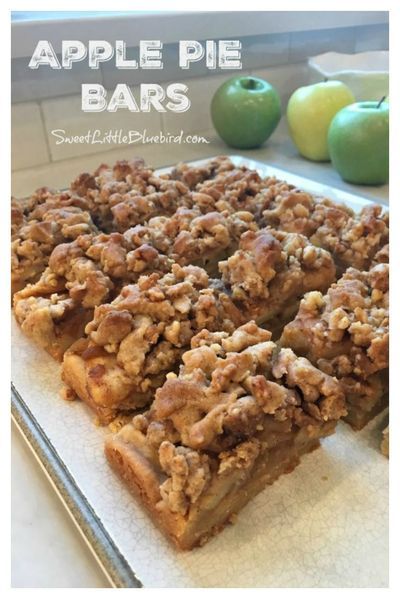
[219, 228, 336, 326]
[13, 289, 93, 361]
[281, 264, 389, 428]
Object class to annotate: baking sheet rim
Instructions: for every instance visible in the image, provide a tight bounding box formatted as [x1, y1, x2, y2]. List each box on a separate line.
[11, 385, 142, 588]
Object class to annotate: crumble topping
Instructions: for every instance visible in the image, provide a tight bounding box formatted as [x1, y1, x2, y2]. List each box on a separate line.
[260, 189, 388, 272]
[12, 156, 390, 541]
[260, 189, 353, 236]
[62, 264, 243, 413]
[194, 167, 266, 214]
[14, 292, 78, 325]
[25, 186, 57, 211]
[11, 205, 98, 293]
[13, 227, 176, 360]
[310, 205, 389, 271]
[218, 228, 335, 324]
[15, 229, 173, 316]
[281, 264, 389, 381]
[13, 287, 91, 360]
[69, 158, 211, 232]
[48, 232, 172, 303]
[106, 157, 267, 234]
[12, 156, 389, 436]
[110, 179, 191, 232]
[170, 155, 235, 188]
[372, 243, 389, 265]
[11, 199, 26, 239]
[28, 192, 94, 220]
[98, 206, 258, 277]
[124, 322, 345, 514]
[158, 442, 212, 515]
[150, 207, 258, 267]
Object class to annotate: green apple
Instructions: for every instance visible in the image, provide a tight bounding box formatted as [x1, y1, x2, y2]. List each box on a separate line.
[287, 80, 355, 161]
[211, 76, 281, 149]
[328, 101, 389, 185]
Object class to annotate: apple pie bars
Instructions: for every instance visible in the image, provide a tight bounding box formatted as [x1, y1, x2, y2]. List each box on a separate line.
[11, 155, 389, 549]
[59, 225, 335, 423]
[11, 191, 99, 295]
[281, 263, 389, 429]
[67, 156, 262, 232]
[219, 227, 335, 332]
[259, 188, 388, 273]
[105, 322, 346, 549]
[13, 208, 256, 359]
[62, 264, 243, 423]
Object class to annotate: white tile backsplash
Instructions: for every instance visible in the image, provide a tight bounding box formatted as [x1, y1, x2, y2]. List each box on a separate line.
[241, 33, 290, 69]
[289, 27, 355, 63]
[354, 24, 389, 52]
[12, 56, 104, 104]
[11, 102, 50, 171]
[41, 93, 163, 161]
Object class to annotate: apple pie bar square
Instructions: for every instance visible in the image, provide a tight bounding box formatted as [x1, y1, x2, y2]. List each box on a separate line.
[62, 264, 242, 423]
[218, 227, 336, 334]
[105, 322, 346, 549]
[281, 263, 389, 429]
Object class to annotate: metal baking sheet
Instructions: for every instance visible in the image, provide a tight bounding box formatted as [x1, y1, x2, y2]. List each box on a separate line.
[11, 156, 389, 588]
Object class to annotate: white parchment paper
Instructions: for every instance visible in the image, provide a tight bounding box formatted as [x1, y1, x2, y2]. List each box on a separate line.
[11, 159, 389, 587]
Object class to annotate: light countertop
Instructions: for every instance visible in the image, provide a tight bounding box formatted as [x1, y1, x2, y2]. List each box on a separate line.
[11, 423, 110, 588]
[11, 120, 388, 588]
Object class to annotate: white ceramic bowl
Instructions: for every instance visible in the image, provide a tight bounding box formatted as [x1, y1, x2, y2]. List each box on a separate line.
[308, 51, 388, 102]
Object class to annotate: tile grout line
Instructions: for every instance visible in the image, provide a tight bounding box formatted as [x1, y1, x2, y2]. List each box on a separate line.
[38, 99, 53, 164]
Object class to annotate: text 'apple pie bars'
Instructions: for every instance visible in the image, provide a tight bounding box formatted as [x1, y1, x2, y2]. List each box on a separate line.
[11, 155, 389, 549]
